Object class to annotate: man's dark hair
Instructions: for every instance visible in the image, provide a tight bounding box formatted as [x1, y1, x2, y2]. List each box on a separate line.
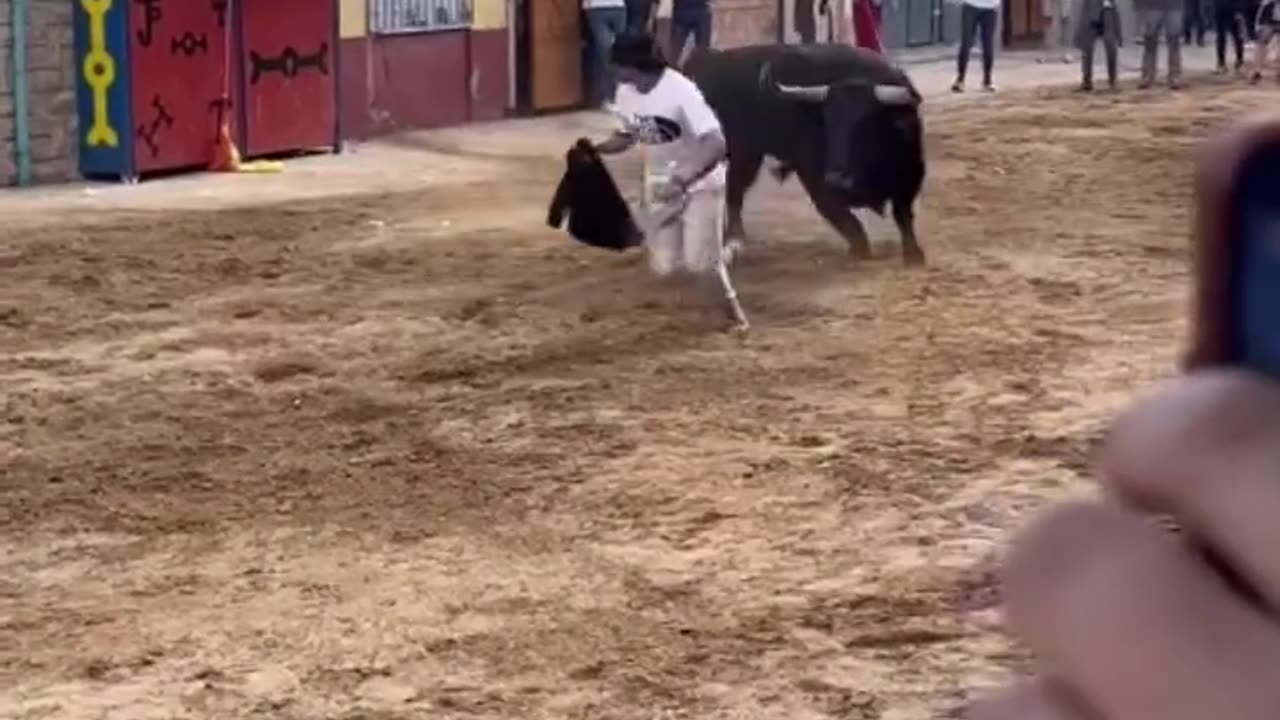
[609, 31, 669, 73]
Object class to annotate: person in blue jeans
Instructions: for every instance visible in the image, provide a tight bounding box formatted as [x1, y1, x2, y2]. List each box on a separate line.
[952, 0, 999, 92]
[626, 0, 658, 31]
[671, 0, 713, 65]
[585, 0, 627, 106]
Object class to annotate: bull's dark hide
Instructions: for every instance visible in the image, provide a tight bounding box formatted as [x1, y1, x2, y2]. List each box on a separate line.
[547, 139, 641, 252]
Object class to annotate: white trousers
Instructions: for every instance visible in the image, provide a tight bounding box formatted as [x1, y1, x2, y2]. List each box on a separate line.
[645, 186, 726, 276]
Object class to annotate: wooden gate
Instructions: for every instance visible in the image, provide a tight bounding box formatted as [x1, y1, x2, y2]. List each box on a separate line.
[1003, 0, 1045, 46]
[530, 0, 582, 110]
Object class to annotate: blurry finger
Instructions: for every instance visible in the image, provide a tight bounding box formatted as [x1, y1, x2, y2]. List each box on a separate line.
[1003, 500, 1280, 720]
[1100, 368, 1280, 608]
[1186, 113, 1280, 369]
[965, 679, 1097, 720]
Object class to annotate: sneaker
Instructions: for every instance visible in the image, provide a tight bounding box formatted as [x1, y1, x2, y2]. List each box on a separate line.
[981, 82, 996, 92]
[951, 80, 964, 93]
[1076, 81, 1095, 92]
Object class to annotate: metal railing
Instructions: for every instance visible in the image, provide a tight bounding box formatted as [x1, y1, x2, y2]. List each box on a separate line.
[369, 0, 473, 33]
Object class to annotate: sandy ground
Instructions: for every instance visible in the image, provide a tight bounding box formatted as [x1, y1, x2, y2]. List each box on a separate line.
[2, 72, 1275, 720]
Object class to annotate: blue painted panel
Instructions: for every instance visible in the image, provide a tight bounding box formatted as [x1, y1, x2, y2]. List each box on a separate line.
[73, 0, 135, 177]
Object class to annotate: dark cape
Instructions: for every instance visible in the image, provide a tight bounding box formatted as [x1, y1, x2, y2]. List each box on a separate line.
[547, 139, 642, 252]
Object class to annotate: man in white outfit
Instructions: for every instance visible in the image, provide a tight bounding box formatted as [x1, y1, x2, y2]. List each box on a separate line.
[593, 32, 749, 331]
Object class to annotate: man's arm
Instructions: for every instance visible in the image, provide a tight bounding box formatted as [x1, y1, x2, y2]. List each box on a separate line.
[595, 131, 636, 155]
[671, 130, 727, 190]
[671, 81, 729, 191]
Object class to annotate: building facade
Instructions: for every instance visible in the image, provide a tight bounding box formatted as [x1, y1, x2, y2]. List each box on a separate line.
[338, 0, 509, 139]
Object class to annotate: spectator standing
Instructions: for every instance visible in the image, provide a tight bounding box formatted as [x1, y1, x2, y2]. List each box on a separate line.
[1249, 0, 1280, 81]
[1135, 0, 1183, 89]
[1183, 0, 1208, 43]
[1244, 0, 1262, 35]
[626, 0, 658, 32]
[585, 0, 628, 106]
[852, 0, 885, 52]
[796, 0, 818, 42]
[671, 0, 714, 66]
[952, 0, 1000, 92]
[1212, 0, 1246, 72]
[1075, 0, 1122, 90]
[1042, 0, 1074, 62]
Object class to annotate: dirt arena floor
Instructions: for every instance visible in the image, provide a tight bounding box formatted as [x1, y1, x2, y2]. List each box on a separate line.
[2, 80, 1274, 720]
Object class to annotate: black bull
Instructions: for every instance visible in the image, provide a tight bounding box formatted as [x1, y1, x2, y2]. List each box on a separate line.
[682, 43, 926, 265]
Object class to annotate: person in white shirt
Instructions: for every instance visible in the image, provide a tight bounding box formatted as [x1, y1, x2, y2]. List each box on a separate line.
[952, 0, 1000, 92]
[592, 32, 749, 331]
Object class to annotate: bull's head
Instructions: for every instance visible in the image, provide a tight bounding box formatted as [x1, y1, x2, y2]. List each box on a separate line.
[771, 73, 921, 194]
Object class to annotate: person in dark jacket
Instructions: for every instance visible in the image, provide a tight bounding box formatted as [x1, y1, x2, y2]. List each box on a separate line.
[1243, 0, 1262, 35]
[1076, 0, 1122, 90]
[1183, 0, 1208, 43]
[1212, 0, 1246, 72]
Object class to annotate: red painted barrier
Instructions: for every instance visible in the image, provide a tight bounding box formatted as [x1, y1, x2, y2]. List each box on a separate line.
[128, 0, 237, 173]
[239, 0, 339, 157]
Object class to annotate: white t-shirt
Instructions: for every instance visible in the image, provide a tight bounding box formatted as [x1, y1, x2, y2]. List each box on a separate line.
[612, 68, 727, 192]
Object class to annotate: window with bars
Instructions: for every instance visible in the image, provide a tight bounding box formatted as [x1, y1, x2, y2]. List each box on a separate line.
[369, 0, 474, 33]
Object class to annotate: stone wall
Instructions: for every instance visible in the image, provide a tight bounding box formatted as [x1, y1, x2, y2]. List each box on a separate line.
[0, 0, 78, 186]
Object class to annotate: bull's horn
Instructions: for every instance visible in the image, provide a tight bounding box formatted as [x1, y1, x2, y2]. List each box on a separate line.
[873, 84, 916, 105]
[775, 82, 830, 102]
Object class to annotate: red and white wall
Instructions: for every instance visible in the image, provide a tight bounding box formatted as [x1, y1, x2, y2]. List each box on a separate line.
[338, 0, 509, 140]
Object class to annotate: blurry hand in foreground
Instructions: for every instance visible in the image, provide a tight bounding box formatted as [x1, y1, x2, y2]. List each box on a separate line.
[968, 368, 1280, 720]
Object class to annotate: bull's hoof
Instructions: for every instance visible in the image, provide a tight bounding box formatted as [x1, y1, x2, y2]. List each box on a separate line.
[903, 249, 926, 266]
[848, 245, 873, 261]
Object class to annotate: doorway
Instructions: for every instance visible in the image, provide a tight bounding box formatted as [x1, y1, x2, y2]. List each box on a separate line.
[904, 0, 941, 45]
[514, 0, 583, 112]
[1002, 0, 1044, 46]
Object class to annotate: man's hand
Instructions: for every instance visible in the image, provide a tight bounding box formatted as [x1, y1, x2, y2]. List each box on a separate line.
[968, 369, 1280, 720]
[650, 175, 688, 203]
[594, 131, 635, 156]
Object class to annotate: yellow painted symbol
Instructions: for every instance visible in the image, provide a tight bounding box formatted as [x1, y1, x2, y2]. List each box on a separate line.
[81, 0, 119, 148]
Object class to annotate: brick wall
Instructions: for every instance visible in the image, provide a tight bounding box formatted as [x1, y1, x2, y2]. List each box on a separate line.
[0, 0, 78, 186]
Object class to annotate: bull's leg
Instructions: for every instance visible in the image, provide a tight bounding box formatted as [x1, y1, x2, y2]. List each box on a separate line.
[892, 196, 926, 266]
[797, 170, 873, 260]
[724, 150, 763, 245]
